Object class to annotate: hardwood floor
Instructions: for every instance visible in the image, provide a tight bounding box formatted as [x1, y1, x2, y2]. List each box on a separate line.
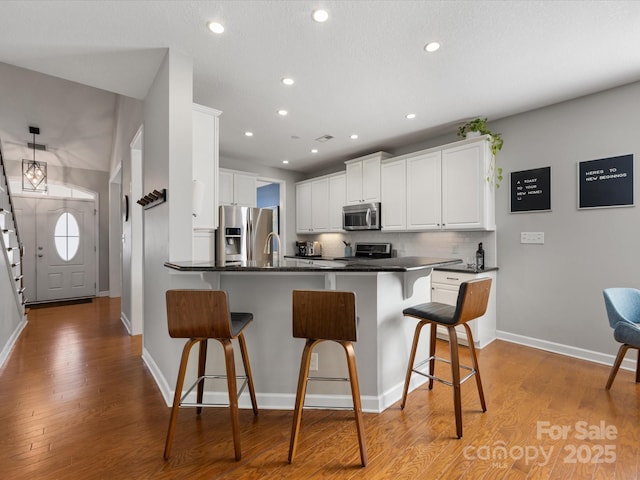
[1, 297, 639, 479]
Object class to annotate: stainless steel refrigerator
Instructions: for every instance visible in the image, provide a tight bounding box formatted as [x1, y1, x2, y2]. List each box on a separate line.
[216, 206, 274, 266]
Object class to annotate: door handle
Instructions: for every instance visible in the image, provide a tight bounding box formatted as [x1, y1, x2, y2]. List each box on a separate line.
[37, 254, 43, 258]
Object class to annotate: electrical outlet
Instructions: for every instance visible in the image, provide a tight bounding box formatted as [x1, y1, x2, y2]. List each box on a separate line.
[521, 232, 544, 244]
[310, 353, 319, 371]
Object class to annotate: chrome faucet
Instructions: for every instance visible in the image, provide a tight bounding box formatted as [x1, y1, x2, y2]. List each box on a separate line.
[264, 231, 281, 265]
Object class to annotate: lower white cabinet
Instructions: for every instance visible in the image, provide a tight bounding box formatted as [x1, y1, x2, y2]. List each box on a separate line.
[431, 269, 497, 348]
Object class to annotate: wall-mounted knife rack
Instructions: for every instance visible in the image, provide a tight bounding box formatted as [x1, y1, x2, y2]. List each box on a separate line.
[137, 188, 167, 210]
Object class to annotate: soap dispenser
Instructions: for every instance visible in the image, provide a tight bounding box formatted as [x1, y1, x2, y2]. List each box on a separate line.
[475, 243, 485, 270]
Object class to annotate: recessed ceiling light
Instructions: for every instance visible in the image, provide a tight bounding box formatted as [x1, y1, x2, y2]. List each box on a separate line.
[245, 131, 253, 137]
[207, 22, 225, 34]
[278, 109, 288, 116]
[311, 149, 318, 153]
[424, 41, 440, 53]
[350, 134, 359, 140]
[282, 160, 289, 164]
[406, 113, 416, 119]
[281, 77, 295, 86]
[312, 9, 329, 23]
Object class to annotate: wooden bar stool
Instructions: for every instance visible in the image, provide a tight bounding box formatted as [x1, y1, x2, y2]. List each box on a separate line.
[288, 290, 367, 467]
[401, 277, 492, 438]
[164, 289, 258, 461]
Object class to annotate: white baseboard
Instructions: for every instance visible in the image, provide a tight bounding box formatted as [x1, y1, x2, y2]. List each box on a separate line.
[98, 290, 110, 297]
[120, 312, 132, 335]
[142, 347, 417, 413]
[0, 316, 27, 369]
[145, 332, 630, 416]
[496, 330, 635, 371]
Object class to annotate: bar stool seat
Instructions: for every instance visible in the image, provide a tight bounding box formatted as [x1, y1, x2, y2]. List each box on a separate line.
[164, 289, 258, 461]
[288, 289, 367, 467]
[401, 277, 492, 438]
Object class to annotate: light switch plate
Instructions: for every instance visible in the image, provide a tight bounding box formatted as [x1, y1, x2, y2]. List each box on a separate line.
[521, 232, 544, 244]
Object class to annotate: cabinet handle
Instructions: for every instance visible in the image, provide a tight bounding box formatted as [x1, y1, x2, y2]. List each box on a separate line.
[446, 277, 459, 281]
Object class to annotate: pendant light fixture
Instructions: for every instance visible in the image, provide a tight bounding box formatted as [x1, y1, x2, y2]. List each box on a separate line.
[22, 126, 47, 192]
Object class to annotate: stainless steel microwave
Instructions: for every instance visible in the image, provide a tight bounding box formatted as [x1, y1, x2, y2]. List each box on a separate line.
[342, 202, 381, 230]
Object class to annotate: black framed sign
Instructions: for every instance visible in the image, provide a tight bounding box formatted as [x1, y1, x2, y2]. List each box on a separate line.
[578, 154, 633, 209]
[510, 166, 551, 213]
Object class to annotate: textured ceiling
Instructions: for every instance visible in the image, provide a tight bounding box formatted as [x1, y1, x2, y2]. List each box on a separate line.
[0, 1, 639, 173]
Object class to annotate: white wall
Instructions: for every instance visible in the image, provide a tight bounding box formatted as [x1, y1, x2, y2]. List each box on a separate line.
[491, 81, 640, 357]
[141, 49, 206, 391]
[110, 95, 143, 331]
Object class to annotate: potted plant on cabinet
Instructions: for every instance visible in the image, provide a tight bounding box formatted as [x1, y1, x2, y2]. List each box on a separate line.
[457, 117, 504, 187]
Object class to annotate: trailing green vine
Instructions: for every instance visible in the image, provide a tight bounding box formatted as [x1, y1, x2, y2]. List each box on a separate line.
[457, 117, 504, 187]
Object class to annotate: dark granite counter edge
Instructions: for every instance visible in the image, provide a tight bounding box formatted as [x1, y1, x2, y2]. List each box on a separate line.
[434, 265, 499, 273]
[164, 257, 462, 273]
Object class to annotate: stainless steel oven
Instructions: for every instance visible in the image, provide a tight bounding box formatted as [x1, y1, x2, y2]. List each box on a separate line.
[342, 202, 381, 231]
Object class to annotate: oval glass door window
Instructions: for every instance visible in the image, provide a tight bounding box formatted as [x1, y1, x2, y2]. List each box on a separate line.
[54, 212, 80, 261]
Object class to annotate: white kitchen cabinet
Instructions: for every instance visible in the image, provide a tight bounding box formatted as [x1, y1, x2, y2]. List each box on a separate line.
[219, 169, 257, 207]
[380, 136, 495, 232]
[192, 104, 221, 230]
[296, 182, 312, 232]
[311, 177, 330, 232]
[406, 151, 441, 230]
[380, 158, 406, 230]
[345, 152, 390, 204]
[431, 269, 497, 348]
[296, 177, 329, 233]
[441, 138, 495, 230]
[192, 104, 221, 262]
[328, 173, 346, 231]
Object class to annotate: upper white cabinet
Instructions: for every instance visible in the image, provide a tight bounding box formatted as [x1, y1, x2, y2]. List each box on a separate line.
[328, 173, 346, 231]
[296, 177, 329, 233]
[380, 136, 495, 232]
[219, 169, 257, 207]
[407, 151, 442, 230]
[192, 103, 221, 230]
[380, 158, 406, 230]
[296, 173, 345, 233]
[441, 138, 495, 230]
[192, 103, 221, 262]
[345, 152, 390, 204]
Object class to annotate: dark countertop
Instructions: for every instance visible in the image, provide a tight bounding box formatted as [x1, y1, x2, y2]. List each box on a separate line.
[165, 256, 462, 273]
[434, 264, 499, 273]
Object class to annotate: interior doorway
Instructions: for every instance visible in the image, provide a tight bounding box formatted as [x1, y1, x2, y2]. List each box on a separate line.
[256, 177, 286, 253]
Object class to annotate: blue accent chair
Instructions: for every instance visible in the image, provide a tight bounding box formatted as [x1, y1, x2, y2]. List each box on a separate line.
[603, 288, 640, 389]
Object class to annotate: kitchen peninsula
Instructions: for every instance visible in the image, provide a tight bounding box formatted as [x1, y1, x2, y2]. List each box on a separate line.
[164, 256, 460, 413]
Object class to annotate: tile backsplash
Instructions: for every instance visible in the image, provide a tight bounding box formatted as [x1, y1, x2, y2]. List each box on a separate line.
[298, 230, 497, 267]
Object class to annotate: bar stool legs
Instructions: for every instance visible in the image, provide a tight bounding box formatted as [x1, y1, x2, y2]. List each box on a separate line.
[344, 342, 367, 467]
[288, 339, 368, 467]
[164, 338, 199, 460]
[401, 322, 486, 439]
[163, 332, 258, 461]
[288, 338, 318, 464]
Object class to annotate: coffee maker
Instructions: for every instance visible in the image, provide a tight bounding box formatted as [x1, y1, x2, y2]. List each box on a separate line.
[295, 241, 311, 257]
[295, 240, 322, 257]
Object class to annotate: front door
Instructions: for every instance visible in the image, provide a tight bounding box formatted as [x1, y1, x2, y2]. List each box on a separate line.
[35, 198, 96, 302]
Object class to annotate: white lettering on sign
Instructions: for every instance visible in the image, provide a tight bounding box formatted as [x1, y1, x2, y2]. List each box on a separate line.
[524, 178, 537, 183]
